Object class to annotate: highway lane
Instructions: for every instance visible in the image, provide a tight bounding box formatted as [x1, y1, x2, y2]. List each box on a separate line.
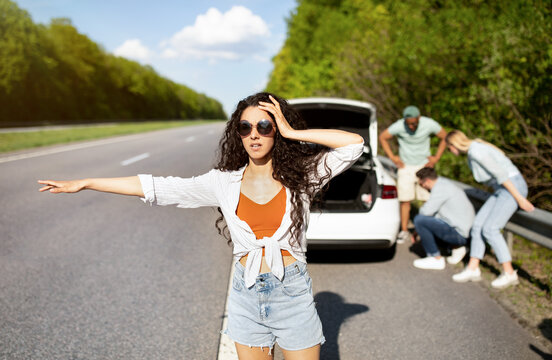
[0, 123, 546, 359]
[1, 123, 230, 359]
[291, 247, 546, 360]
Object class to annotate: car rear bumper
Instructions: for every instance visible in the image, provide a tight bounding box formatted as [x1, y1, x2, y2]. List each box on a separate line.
[307, 238, 393, 249]
[306, 199, 400, 248]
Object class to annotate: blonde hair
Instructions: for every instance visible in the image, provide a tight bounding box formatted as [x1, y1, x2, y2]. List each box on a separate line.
[445, 129, 504, 154]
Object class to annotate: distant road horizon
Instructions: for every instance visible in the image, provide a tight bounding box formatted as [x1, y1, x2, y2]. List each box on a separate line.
[0, 123, 120, 133]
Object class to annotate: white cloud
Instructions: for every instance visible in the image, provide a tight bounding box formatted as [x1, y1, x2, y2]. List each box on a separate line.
[161, 48, 179, 59]
[161, 6, 271, 61]
[253, 55, 269, 63]
[114, 39, 152, 62]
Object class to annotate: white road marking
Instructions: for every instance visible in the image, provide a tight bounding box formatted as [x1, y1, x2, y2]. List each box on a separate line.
[217, 260, 238, 360]
[0, 133, 151, 164]
[121, 152, 150, 166]
[185, 136, 196, 142]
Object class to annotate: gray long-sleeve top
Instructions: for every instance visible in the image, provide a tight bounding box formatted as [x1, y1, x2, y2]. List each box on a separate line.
[467, 141, 520, 185]
[419, 177, 475, 238]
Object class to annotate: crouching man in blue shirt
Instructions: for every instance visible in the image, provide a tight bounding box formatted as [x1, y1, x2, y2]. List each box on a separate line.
[412, 167, 475, 270]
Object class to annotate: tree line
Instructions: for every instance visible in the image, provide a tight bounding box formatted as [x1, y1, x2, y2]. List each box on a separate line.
[0, 0, 226, 127]
[266, 0, 551, 210]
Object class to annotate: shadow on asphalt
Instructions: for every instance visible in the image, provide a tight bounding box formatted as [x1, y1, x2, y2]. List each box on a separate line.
[408, 239, 458, 259]
[530, 343, 552, 359]
[408, 241, 426, 258]
[304, 248, 388, 358]
[306, 245, 397, 263]
[314, 291, 369, 360]
[540, 319, 552, 343]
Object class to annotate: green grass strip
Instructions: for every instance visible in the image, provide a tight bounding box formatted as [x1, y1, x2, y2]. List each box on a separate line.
[0, 120, 222, 153]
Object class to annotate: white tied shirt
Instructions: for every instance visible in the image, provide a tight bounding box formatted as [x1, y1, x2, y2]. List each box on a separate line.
[138, 142, 364, 288]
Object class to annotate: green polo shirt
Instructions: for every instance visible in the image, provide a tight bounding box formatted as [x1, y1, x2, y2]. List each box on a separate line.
[388, 116, 442, 165]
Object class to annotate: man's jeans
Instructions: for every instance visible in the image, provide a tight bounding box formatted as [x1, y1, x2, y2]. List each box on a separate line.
[414, 215, 467, 257]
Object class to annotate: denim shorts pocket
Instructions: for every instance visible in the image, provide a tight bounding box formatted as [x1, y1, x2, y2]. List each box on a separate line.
[232, 275, 244, 292]
[282, 273, 310, 297]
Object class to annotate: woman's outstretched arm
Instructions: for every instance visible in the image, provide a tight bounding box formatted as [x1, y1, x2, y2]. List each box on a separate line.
[259, 95, 364, 148]
[38, 177, 144, 197]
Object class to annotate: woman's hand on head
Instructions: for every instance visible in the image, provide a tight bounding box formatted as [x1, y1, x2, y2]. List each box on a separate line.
[38, 179, 85, 194]
[258, 95, 295, 139]
[259, 94, 363, 148]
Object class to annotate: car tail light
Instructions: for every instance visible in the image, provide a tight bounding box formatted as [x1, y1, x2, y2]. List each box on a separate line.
[382, 185, 397, 199]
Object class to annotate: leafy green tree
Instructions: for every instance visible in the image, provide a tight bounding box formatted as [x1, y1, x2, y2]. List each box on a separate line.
[267, 0, 551, 209]
[0, 0, 226, 125]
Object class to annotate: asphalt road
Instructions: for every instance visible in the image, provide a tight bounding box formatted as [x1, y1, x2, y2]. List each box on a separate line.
[0, 123, 547, 359]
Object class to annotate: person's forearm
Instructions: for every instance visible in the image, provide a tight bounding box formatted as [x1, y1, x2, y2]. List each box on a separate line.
[284, 128, 364, 149]
[502, 179, 535, 212]
[419, 194, 444, 216]
[379, 137, 395, 159]
[258, 96, 363, 148]
[502, 180, 525, 203]
[83, 176, 144, 197]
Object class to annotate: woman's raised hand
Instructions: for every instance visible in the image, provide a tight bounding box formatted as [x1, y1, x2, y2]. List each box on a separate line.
[259, 94, 363, 148]
[38, 179, 85, 194]
[258, 95, 294, 138]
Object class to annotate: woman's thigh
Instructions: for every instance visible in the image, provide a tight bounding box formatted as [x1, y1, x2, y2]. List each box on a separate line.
[234, 343, 321, 360]
[235, 343, 273, 360]
[482, 187, 518, 232]
[472, 194, 497, 230]
[280, 344, 320, 360]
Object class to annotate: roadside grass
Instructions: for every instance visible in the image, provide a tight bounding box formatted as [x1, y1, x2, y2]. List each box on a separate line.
[458, 236, 552, 350]
[0, 120, 221, 153]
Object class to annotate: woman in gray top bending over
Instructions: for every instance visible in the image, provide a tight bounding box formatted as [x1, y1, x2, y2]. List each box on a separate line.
[445, 130, 534, 289]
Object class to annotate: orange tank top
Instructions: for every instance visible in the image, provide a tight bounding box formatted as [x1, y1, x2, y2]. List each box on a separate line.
[236, 187, 291, 256]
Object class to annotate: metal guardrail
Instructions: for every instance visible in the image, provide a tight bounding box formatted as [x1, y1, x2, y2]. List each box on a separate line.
[377, 156, 552, 251]
[451, 180, 552, 251]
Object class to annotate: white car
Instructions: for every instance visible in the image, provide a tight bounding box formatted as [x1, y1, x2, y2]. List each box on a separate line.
[289, 97, 400, 250]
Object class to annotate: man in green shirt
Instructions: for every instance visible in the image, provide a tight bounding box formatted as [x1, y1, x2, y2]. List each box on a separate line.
[379, 105, 447, 244]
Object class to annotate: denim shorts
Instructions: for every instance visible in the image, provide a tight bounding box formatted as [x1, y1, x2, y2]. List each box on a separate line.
[223, 261, 325, 351]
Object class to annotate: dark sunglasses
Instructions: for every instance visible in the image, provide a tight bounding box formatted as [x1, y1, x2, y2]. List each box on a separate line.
[237, 119, 275, 137]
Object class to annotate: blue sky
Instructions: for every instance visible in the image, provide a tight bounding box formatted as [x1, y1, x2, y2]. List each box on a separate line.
[14, 0, 297, 116]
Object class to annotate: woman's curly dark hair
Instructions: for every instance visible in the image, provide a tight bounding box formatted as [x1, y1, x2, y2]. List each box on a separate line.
[214, 92, 331, 248]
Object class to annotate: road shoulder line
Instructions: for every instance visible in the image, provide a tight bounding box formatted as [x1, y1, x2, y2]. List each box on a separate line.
[217, 259, 238, 360]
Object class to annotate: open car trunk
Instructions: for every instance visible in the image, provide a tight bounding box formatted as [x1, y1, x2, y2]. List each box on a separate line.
[288, 98, 378, 212]
[312, 166, 378, 212]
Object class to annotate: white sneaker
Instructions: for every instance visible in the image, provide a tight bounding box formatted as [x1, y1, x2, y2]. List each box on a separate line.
[452, 266, 482, 283]
[491, 271, 519, 289]
[446, 246, 467, 265]
[413, 256, 445, 270]
[396, 230, 410, 244]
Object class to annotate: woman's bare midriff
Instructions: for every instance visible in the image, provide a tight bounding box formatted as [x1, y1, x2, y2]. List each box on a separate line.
[239, 255, 297, 274]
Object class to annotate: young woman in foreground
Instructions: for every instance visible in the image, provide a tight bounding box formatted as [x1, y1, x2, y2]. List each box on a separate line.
[39, 92, 364, 359]
[445, 130, 534, 289]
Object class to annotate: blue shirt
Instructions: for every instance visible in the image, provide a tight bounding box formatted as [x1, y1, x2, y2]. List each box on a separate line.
[419, 177, 475, 238]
